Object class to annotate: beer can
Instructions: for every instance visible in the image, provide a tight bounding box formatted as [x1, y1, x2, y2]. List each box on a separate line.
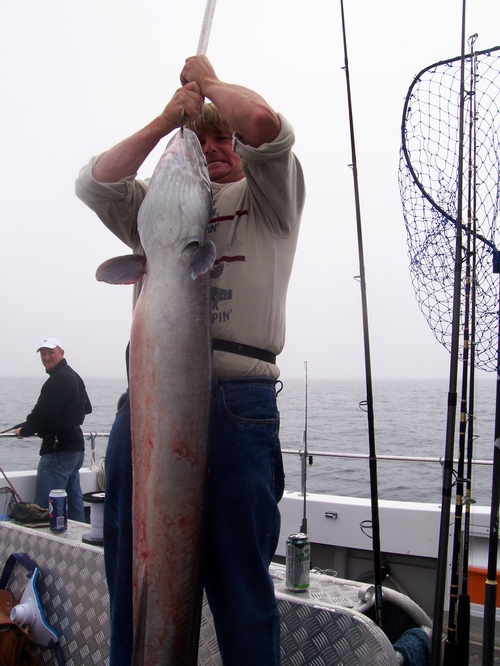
[49, 489, 68, 532]
[286, 532, 310, 591]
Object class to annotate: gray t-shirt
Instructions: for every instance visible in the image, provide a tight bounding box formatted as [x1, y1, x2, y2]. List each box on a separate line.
[75, 114, 305, 379]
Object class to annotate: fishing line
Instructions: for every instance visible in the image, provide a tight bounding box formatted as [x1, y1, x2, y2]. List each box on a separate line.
[82, 492, 105, 546]
[339, 0, 383, 629]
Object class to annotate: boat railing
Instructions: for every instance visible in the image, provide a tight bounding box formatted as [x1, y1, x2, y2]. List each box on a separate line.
[1, 432, 495, 473]
[281, 446, 494, 466]
[89, 437, 477, 471]
[83, 432, 110, 468]
[0, 431, 110, 470]
[281, 445, 495, 498]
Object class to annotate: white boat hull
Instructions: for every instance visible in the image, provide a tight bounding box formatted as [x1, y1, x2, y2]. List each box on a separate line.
[1, 467, 499, 662]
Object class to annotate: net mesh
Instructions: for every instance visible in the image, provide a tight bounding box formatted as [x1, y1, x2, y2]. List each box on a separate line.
[399, 44, 500, 371]
[0, 487, 16, 519]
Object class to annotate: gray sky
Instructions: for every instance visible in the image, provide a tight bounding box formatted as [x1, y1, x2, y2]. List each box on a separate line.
[1, 0, 499, 380]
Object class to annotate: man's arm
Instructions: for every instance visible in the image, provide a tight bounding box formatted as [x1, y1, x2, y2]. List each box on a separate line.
[180, 56, 281, 148]
[15, 382, 64, 437]
[92, 82, 204, 183]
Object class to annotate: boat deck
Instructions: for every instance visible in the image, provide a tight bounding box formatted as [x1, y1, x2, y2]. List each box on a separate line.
[0, 519, 433, 666]
[468, 641, 500, 663]
[0, 518, 497, 665]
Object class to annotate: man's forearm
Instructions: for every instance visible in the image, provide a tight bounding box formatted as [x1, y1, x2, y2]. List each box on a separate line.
[91, 116, 173, 183]
[201, 80, 281, 148]
[181, 56, 281, 148]
[91, 82, 204, 184]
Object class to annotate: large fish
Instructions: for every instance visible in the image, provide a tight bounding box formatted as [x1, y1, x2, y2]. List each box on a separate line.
[96, 128, 215, 665]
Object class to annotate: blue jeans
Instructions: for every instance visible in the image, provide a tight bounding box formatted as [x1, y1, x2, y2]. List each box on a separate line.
[103, 391, 133, 666]
[206, 378, 283, 665]
[103, 378, 284, 666]
[34, 450, 85, 521]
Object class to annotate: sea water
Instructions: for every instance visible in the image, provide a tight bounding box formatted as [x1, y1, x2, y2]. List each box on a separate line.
[0, 376, 497, 506]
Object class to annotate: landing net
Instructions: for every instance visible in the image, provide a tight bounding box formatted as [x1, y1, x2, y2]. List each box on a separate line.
[0, 487, 16, 520]
[399, 45, 500, 371]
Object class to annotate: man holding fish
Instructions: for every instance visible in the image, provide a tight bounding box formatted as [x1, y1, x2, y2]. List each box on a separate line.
[76, 55, 305, 665]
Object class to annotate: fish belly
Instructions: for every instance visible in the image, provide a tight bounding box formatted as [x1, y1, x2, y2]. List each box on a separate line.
[130, 268, 211, 665]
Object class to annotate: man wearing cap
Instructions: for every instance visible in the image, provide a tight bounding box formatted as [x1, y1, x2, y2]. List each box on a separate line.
[14, 338, 92, 521]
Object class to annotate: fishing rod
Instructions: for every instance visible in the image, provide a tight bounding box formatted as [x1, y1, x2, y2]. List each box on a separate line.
[339, 0, 383, 629]
[300, 361, 308, 535]
[443, 33, 478, 666]
[431, 1, 468, 663]
[0, 424, 22, 435]
[456, 36, 479, 665]
[458, 330, 476, 662]
[482, 274, 500, 661]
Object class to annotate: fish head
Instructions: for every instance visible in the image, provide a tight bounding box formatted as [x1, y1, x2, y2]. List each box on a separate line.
[138, 129, 213, 268]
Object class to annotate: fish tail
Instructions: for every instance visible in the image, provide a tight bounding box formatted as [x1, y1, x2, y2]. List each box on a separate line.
[131, 565, 147, 666]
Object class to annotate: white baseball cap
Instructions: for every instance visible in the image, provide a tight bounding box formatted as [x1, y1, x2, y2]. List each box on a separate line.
[36, 337, 64, 352]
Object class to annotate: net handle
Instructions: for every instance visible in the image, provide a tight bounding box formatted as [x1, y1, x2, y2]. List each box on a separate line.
[196, 0, 217, 55]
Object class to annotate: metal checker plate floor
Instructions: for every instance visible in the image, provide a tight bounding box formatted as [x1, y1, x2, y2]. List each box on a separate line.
[0, 522, 430, 665]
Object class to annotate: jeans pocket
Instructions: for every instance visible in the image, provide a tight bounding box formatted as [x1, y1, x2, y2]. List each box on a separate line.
[219, 384, 277, 425]
[273, 443, 285, 502]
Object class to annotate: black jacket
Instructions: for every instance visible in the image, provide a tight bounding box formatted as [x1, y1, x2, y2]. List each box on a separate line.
[19, 358, 92, 455]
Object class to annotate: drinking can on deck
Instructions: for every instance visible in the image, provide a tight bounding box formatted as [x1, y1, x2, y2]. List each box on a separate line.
[49, 489, 68, 532]
[286, 532, 310, 591]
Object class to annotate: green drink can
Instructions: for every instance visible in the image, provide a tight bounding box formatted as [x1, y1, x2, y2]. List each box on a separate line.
[286, 532, 310, 591]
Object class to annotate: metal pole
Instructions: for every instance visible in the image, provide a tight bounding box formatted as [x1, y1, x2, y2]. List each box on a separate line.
[196, 0, 217, 55]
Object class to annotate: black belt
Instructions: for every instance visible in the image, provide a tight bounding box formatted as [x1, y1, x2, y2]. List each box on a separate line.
[212, 339, 276, 364]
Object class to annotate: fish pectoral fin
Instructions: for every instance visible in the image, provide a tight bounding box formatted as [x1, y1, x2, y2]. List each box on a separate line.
[96, 254, 147, 285]
[190, 240, 216, 279]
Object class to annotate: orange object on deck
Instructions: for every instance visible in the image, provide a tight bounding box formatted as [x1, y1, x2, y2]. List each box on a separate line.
[468, 567, 500, 607]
